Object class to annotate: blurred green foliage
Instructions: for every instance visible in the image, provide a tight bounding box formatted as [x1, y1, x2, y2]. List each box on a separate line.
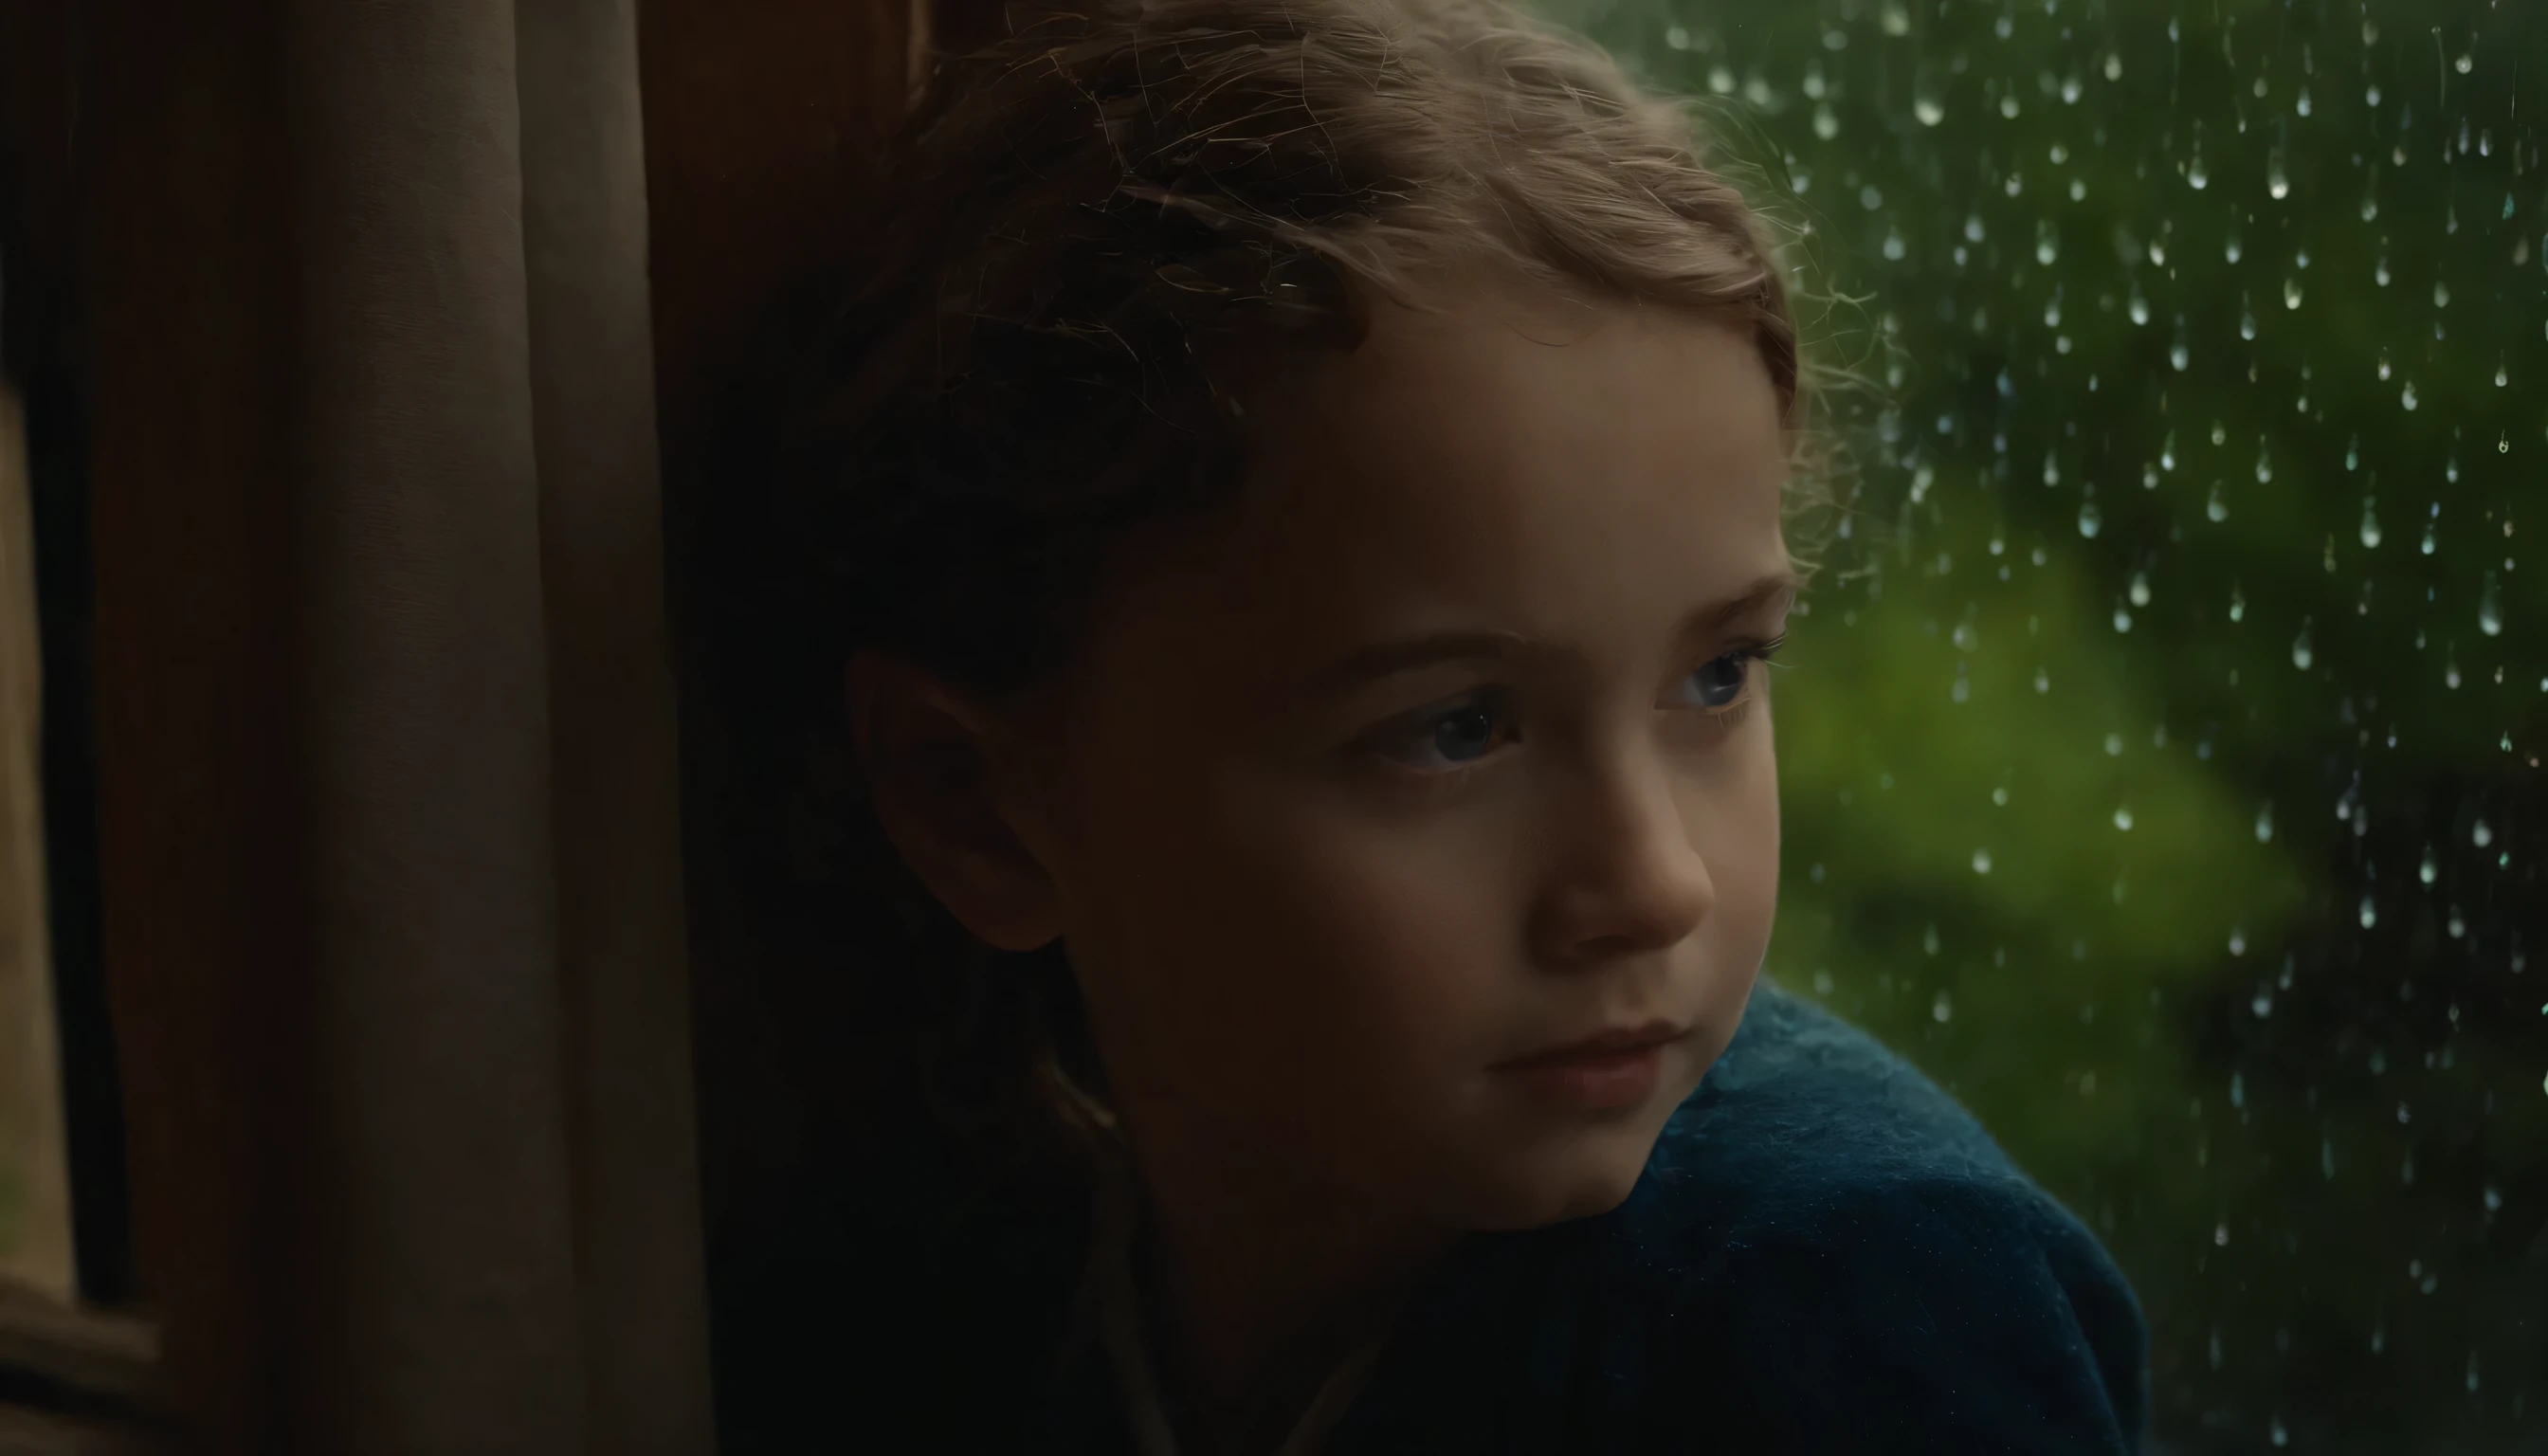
[1527, 0, 2548, 1449]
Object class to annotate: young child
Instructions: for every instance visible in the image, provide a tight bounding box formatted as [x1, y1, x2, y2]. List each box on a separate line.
[720, 0, 2150, 1448]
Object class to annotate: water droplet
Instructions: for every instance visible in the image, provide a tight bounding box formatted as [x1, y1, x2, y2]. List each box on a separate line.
[2188, 154, 2210, 190]
[2113, 805, 2135, 831]
[2359, 895, 2378, 930]
[2497, 356, 2510, 388]
[2128, 573, 2151, 608]
[2128, 291, 2150, 325]
[2456, 52, 2473, 74]
[2104, 52, 2121, 81]
[2434, 280, 2452, 309]
[2401, 380, 2418, 410]
[2270, 1417, 2289, 1447]
[1882, 228, 1906, 261]
[2230, 1072, 2246, 1108]
[2360, 498, 2383, 549]
[2474, 820, 2495, 849]
[2479, 573, 2502, 636]
[2375, 255, 2392, 286]
[1964, 213, 1986, 244]
[2103, 733, 2124, 756]
[1880, 1, 1909, 34]
[2421, 521, 2437, 555]
[2291, 624, 2315, 671]
[2112, 604, 2132, 633]
[2239, 300, 2257, 339]
[1972, 848, 1993, 875]
[2213, 1221, 2230, 1247]
[2035, 222, 2060, 266]
[2230, 928, 2248, 956]
[2256, 803, 2275, 843]
[2208, 483, 2230, 522]
[1812, 103, 1840, 140]
[2229, 586, 2246, 621]
[2254, 445, 2273, 483]
[2484, 1186, 2502, 1212]
[2421, 846, 2438, 884]
[1922, 924, 1939, 956]
[2284, 277, 2303, 309]
[2078, 501, 2102, 537]
[2170, 341, 2190, 372]
[2251, 983, 2273, 1018]
[2267, 153, 2290, 199]
[2376, 351, 2392, 381]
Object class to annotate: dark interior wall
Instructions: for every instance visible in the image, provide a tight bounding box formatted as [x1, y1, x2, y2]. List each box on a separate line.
[636, 0, 923, 1281]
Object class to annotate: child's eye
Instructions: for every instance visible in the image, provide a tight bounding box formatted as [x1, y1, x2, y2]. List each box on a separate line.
[1673, 637, 1784, 712]
[1372, 690, 1519, 774]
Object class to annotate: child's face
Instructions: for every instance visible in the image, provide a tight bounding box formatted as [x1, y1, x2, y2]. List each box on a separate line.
[909, 281, 1790, 1231]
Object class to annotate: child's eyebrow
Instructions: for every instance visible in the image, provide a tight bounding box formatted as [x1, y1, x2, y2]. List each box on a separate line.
[1300, 571, 1801, 697]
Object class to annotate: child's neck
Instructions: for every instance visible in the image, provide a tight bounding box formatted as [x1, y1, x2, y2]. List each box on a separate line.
[1132, 1154, 1451, 1455]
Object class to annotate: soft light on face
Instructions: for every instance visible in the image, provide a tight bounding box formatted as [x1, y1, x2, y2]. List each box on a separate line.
[1012, 282, 1792, 1233]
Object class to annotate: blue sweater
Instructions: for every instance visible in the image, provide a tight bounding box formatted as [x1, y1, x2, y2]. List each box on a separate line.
[1315, 981, 2150, 1452]
[714, 980, 2148, 1453]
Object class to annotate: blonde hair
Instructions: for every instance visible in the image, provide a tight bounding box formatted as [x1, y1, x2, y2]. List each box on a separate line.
[762, 0, 1821, 1169]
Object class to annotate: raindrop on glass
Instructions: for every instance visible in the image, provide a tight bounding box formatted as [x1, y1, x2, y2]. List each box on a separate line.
[2208, 483, 2230, 522]
[2360, 499, 2382, 550]
[2256, 802, 2275, 843]
[2078, 501, 2102, 537]
[2479, 574, 2502, 636]
[2291, 623, 2315, 670]
[1972, 848, 1993, 875]
[2284, 277, 2303, 310]
[2421, 846, 2438, 885]
[2113, 805, 2135, 831]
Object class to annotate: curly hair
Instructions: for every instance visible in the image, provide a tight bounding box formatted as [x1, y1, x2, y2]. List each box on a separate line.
[747, 0, 1823, 1184]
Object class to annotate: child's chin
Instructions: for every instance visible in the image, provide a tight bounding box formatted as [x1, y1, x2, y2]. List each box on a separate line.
[1453, 1143, 1654, 1231]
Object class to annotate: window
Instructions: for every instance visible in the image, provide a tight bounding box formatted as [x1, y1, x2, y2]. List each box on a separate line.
[1540, 0, 2543, 1446]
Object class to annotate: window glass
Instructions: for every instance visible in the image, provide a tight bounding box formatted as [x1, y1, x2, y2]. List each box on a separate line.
[1535, 0, 2544, 1446]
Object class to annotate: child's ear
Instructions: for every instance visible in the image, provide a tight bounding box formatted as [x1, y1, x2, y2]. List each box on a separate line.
[846, 648, 1066, 953]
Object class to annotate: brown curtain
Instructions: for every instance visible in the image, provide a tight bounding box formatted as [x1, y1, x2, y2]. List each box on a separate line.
[70, 0, 773, 1448]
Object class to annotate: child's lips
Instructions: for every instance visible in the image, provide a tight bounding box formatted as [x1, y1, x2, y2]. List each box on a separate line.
[1492, 1021, 1689, 1111]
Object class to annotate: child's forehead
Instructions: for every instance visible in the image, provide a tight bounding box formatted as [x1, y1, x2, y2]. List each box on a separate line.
[1098, 295, 1791, 666]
